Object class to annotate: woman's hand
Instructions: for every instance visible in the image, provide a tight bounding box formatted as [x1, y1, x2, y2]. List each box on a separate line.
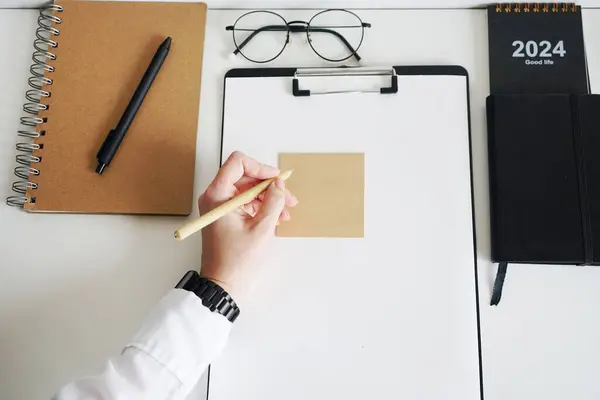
[198, 151, 298, 304]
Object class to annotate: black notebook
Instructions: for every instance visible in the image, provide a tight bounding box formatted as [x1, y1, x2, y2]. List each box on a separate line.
[487, 94, 600, 265]
[487, 3, 588, 94]
[573, 95, 600, 262]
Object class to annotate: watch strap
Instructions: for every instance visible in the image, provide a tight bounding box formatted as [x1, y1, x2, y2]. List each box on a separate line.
[176, 270, 240, 323]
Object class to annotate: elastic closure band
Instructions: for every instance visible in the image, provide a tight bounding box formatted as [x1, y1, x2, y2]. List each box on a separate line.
[571, 97, 594, 264]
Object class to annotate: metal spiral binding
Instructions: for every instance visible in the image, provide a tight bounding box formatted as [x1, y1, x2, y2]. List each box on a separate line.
[495, 3, 578, 13]
[6, 4, 62, 208]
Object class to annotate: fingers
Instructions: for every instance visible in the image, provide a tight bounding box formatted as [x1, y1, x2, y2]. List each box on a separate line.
[237, 177, 298, 207]
[280, 208, 291, 222]
[235, 176, 262, 194]
[245, 178, 296, 222]
[242, 199, 292, 223]
[209, 152, 279, 202]
[201, 151, 297, 219]
[258, 188, 298, 207]
[253, 179, 286, 229]
[284, 188, 299, 207]
[241, 199, 262, 217]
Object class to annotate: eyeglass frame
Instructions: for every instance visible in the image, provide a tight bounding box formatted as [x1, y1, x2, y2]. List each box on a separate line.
[225, 9, 372, 64]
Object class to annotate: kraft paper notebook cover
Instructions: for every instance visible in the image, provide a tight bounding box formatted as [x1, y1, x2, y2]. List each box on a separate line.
[7, 1, 207, 215]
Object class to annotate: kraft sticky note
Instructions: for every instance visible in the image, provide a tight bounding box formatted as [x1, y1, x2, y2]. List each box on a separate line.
[277, 153, 364, 238]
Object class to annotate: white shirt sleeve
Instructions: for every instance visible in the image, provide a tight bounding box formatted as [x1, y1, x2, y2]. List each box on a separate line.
[53, 288, 232, 400]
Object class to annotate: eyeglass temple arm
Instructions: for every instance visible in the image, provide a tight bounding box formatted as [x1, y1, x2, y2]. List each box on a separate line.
[226, 25, 289, 55]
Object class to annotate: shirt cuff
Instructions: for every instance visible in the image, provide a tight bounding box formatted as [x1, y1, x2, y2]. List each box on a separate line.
[126, 288, 232, 395]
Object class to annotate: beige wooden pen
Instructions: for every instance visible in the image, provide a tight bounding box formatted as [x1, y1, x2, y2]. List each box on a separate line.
[174, 170, 293, 241]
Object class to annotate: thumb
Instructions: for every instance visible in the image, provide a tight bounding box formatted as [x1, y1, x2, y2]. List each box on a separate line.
[254, 179, 286, 229]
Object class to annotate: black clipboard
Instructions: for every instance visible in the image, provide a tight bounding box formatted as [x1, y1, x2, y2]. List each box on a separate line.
[213, 65, 482, 400]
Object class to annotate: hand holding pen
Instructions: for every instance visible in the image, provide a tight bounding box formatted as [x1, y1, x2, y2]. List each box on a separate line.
[192, 152, 299, 303]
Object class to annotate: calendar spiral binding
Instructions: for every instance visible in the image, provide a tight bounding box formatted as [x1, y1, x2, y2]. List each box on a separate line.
[6, 4, 63, 208]
[494, 3, 578, 13]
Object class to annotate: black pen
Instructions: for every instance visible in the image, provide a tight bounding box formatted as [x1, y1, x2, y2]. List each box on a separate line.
[96, 37, 172, 174]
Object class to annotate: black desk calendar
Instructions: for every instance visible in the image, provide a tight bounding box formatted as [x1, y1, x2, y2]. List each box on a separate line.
[487, 3, 588, 95]
[486, 3, 597, 305]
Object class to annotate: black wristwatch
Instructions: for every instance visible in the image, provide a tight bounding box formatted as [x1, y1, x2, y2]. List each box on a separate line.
[175, 270, 240, 323]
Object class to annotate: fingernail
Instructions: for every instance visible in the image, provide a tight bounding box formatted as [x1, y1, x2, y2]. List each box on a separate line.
[282, 209, 291, 220]
[274, 178, 285, 190]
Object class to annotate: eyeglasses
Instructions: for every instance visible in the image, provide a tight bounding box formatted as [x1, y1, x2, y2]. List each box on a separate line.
[226, 9, 371, 64]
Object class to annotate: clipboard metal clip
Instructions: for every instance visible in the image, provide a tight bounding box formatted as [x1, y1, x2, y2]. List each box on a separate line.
[292, 67, 398, 97]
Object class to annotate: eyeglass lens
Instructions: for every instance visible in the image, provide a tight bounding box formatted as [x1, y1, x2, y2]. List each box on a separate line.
[308, 10, 364, 62]
[233, 11, 289, 63]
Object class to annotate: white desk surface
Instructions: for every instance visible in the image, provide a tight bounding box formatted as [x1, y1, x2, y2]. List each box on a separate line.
[1, 6, 600, 400]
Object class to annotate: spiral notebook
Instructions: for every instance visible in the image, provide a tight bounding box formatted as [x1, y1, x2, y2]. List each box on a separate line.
[6, 1, 207, 215]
